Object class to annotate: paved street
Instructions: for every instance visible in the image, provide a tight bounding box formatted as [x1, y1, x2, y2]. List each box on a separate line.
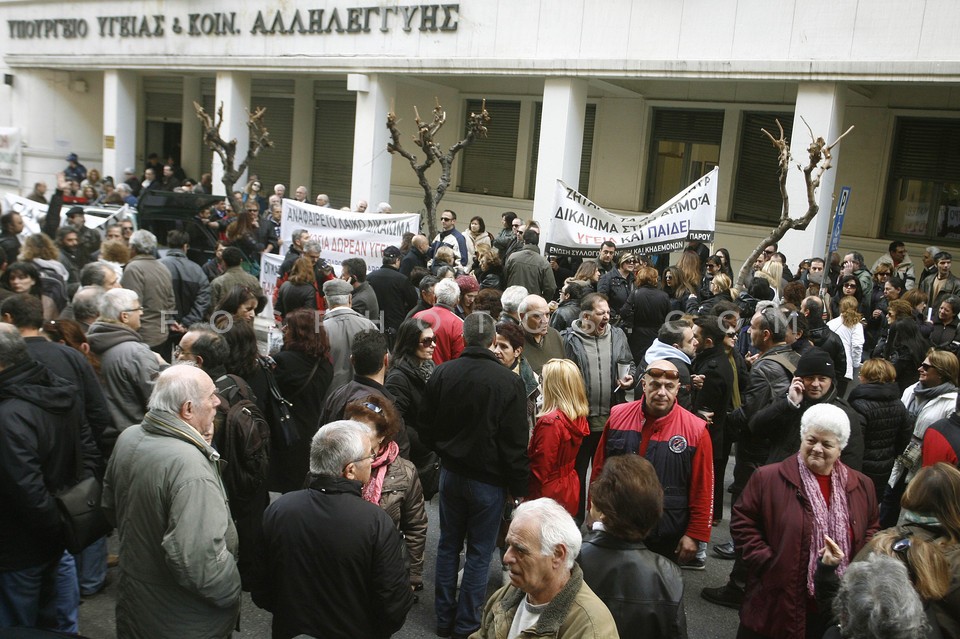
[79, 459, 742, 638]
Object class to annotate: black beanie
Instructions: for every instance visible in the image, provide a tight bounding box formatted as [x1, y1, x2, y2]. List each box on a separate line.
[794, 347, 836, 380]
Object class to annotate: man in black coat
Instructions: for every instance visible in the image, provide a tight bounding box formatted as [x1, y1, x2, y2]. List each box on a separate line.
[368, 246, 417, 347]
[749, 347, 864, 470]
[0, 323, 99, 629]
[399, 234, 429, 277]
[319, 329, 410, 459]
[252, 419, 414, 639]
[692, 316, 734, 528]
[419, 312, 530, 638]
[801, 296, 848, 393]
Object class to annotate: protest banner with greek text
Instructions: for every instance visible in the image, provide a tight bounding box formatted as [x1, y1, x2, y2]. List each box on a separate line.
[279, 199, 419, 272]
[544, 167, 718, 258]
[258, 252, 285, 319]
[0, 129, 22, 187]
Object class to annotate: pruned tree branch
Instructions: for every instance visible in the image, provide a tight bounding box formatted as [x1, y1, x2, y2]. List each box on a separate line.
[194, 101, 274, 215]
[736, 118, 855, 287]
[387, 98, 490, 238]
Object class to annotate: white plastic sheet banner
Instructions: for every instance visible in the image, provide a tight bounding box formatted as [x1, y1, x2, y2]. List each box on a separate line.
[278, 199, 419, 273]
[0, 128, 22, 187]
[258, 252, 285, 319]
[544, 167, 718, 258]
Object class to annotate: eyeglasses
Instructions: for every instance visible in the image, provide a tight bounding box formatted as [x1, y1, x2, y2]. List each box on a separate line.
[173, 344, 193, 358]
[441, 217, 454, 222]
[123, 306, 144, 313]
[419, 337, 436, 347]
[622, 259, 637, 265]
[643, 367, 680, 381]
[344, 452, 377, 472]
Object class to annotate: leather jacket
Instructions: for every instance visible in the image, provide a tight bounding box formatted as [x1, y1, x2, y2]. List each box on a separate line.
[578, 530, 687, 638]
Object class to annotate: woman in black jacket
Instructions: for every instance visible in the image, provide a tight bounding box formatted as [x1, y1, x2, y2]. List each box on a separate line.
[885, 318, 930, 393]
[579, 454, 687, 639]
[620, 265, 671, 364]
[384, 318, 440, 498]
[274, 257, 318, 319]
[270, 308, 334, 493]
[848, 358, 913, 501]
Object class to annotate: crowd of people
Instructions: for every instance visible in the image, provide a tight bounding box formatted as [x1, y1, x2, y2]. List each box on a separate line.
[4, 161, 960, 639]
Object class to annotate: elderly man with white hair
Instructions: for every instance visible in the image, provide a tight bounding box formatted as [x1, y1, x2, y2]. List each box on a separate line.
[119, 229, 177, 354]
[251, 420, 414, 639]
[87, 287, 168, 448]
[473, 498, 619, 638]
[499, 285, 529, 324]
[414, 277, 464, 364]
[102, 365, 241, 639]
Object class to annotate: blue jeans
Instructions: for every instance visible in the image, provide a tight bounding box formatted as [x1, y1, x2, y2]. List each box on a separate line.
[435, 468, 505, 636]
[74, 536, 108, 596]
[0, 551, 77, 632]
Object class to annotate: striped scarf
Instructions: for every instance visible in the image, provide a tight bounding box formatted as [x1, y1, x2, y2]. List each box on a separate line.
[797, 452, 851, 597]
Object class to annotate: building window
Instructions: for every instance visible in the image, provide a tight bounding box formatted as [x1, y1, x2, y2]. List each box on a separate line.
[458, 100, 520, 198]
[885, 118, 960, 244]
[645, 109, 723, 210]
[731, 111, 795, 224]
[527, 102, 597, 198]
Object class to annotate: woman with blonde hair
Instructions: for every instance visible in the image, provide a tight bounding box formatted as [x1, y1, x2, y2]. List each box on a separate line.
[760, 259, 785, 301]
[827, 296, 866, 391]
[673, 251, 701, 313]
[848, 358, 911, 501]
[527, 358, 590, 516]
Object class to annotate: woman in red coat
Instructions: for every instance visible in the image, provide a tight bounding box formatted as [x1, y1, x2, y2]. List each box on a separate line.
[732, 403, 879, 639]
[528, 358, 590, 516]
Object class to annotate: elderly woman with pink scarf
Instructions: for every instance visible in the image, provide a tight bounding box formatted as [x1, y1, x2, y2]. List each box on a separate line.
[731, 404, 879, 639]
[344, 394, 428, 591]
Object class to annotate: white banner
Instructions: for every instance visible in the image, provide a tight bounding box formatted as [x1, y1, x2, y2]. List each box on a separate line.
[544, 167, 718, 258]
[0, 128, 21, 187]
[258, 252, 285, 319]
[279, 199, 419, 273]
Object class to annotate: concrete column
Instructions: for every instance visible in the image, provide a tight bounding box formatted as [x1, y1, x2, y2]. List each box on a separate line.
[102, 70, 137, 182]
[180, 77, 202, 180]
[290, 78, 316, 196]
[781, 82, 848, 266]
[349, 73, 395, 211]
[212, 72, 251, 196]
[531, 78, 588, 227]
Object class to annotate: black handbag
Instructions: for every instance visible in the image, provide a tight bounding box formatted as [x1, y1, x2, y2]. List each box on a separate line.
[55, 431, 111, 554]
[260, 356, 299, 449]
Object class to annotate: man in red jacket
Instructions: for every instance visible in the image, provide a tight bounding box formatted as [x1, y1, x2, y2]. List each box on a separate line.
[592, 359, 714, 569]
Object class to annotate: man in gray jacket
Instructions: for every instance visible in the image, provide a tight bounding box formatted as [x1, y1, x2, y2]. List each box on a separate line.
[505, 229, 556, 301]
[561, 292, 634, 521]
[103, 365, 241, 639]
[120, 230, 177, 355]
[322, 278, 377, 398]
[86, 288, 167, 449]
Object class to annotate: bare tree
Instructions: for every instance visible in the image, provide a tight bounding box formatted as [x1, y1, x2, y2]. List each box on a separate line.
[387, 98, 490, 239]
[194, 101, 273, 215]
[736, 118, 855, 287]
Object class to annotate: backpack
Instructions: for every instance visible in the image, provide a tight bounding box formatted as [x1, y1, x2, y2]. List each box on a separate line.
[214, 374, 271, 505]
[35, 264, 69, 312]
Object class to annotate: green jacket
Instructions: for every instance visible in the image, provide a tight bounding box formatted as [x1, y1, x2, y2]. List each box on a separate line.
[470, 564, 620, 639]
[102, 410, 241, 639]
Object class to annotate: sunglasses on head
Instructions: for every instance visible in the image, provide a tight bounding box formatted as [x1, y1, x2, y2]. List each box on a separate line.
[643, 367, 680, 381]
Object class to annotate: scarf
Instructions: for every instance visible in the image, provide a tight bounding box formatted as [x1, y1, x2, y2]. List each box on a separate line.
[415, 358, 435, 384]
[797, 452, 851, 597]
[362, 440, 399, 505]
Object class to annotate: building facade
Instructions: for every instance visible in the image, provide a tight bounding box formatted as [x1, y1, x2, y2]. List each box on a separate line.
[2, 0, 960, 267]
